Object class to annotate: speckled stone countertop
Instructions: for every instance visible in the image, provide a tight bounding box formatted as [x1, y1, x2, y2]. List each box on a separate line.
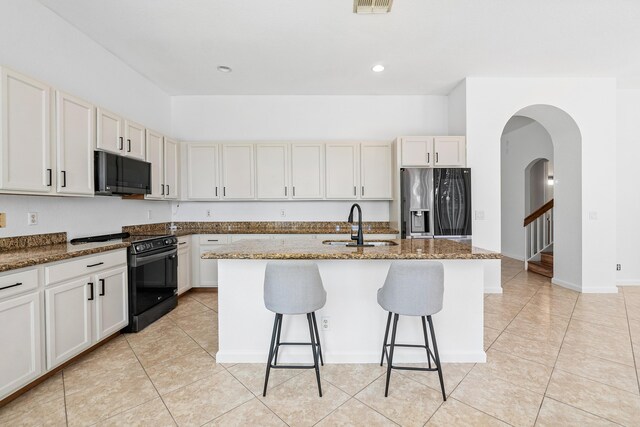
[0, 232, 130, 273]
[123, 221, 399, 236]
[201, 238, 500, 260]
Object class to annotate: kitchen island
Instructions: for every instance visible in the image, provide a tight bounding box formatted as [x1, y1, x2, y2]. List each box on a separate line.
[203, 238, 500, 364]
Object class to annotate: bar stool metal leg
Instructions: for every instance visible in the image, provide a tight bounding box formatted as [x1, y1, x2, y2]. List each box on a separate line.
[384, 313, 399, 397]
[311, 312, 324, 366]
[380, 312, 392, 366]
[421, 316, 432, 369]
[263, 313, 281, 397]
[428, 315, 446, 401]
[273, 313, 283, 365]
[307, 313, 323, 397]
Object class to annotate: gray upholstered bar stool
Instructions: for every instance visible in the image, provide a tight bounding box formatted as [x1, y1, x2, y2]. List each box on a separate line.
[263, 262, 326, 397]
[378, 261, 446, 400]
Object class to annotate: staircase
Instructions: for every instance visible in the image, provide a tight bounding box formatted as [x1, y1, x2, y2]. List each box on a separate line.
[527, 252, 553, 278]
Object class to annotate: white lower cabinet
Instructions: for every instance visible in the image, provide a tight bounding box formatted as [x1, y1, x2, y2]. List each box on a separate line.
[195, 235, 229, 288]
[94, 267, 128, 341]
[0, 290, 42, 399]
[177, 237, 192, 295]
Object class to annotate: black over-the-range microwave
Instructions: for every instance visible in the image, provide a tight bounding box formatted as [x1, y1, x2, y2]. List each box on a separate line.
[94, 151, 151, 196]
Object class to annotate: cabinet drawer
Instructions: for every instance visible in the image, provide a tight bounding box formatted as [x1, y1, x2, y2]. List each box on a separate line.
[177, 236, 191, 248]
[0, 268, 39, 300]
[45, 250, 127, 286]
[198, 235, 229, 245]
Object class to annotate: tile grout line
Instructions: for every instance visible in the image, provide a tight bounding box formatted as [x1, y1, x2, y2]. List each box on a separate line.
[61, 371, 69, 427]
[622, 289, 640, 395]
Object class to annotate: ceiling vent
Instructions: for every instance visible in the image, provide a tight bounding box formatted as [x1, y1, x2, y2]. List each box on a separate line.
[353, 0, 393, 14]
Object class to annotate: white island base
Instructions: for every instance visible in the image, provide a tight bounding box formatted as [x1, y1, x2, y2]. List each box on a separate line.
[216, 259, 488, 364]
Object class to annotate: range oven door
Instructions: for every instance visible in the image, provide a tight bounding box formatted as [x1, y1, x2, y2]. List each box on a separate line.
[129, 247, 178, 316]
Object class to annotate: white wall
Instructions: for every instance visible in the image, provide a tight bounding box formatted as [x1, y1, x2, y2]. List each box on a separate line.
[0, 0, 173, 239]
[448, 80, 466, 135]
[466, 77, 617, 293]
[616, 90, 640, 285]
[500, 121, 553, 260]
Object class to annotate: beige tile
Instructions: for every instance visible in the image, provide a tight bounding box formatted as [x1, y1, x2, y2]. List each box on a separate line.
[65, 364, 159, 426]
[259, 371, 350, 427]
[484, 298, 524, 318]
[145, 348, 225, 395]
[128, 323, 201, 368]
[526, 293, 576, 317]
[97, 398, 176, 427]
[163, 370, 253, 426]
[355, 373, 443, 427]
[572, 294, 629, 330]
[504, 313, 567, 345]
[484, 327, 501, 350]
[169, 295, 211, 320]
[452, 370, 543, 427]
[0, 372, 64, 414]
[491, 331, 560, 367]
[562, 318, 634, 366]
[546, 369, 640, 426]
[204, 398, 285, 426]
[190, 291, 218, 311]
[485, 293, 530, 309]
[173, 309, 219, 354]
[625, 295, 640, 321]
[227, 363, 303, 396]
[484, 310, 516, 331]
[473, 349, 552, 394]
[321, 364, 386, 396]
[316, 398, 397, 426]
[535, 397, 618, 427]
[516, 304, 571, 327]
[535, 284, 579, 301]
[123, 315, 176, 348]
[0, 396, 66, 426]
[398, 363, 473, 397]
[426, 398, 508, 426]
[556, 346, 639, 394]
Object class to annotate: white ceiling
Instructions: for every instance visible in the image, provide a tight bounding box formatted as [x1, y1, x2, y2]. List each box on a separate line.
[37, 0, 640, 95]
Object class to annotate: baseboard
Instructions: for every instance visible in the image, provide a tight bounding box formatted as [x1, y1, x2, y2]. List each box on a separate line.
[551, 278, 581, 292]
[616, 280, 640, 286]
[500, 251, 524, 261]
[552, 278, 619, 294]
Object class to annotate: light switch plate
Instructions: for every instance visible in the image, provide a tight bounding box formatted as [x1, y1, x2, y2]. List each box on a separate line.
[0, 213, 5, 228]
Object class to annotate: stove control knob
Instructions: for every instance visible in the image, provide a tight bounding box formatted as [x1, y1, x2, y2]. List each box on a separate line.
[136, 245, 143, 251]
[164, 239, 171, 245]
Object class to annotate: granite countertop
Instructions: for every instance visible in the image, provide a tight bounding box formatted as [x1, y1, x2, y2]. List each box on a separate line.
[201, 238, 500, 260]
[0, 240, 130, 273]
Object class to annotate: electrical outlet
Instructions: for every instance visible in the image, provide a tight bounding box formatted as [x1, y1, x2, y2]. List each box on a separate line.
[206, 209, 212, 218]
[27, 212, 38, 226]
[474, 210, 485, 220]
[321, 316, 330, 331]
[280, 210, 286, 217]
[0, 213, 5, 228]
[617, 264, 621, 271]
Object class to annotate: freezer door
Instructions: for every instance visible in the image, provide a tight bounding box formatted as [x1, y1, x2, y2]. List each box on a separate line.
[433, 168, 472, 237]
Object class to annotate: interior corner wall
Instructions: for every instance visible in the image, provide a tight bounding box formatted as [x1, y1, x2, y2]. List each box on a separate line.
[448, 80, 467, 135]
[0, 0, 173, 238]
[465, 78, 617, 293]
[616, 89, 640, 285]
[500, 122, 553, 260]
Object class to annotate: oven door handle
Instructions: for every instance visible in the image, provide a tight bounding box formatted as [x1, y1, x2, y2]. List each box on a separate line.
[130, 248, 178, 267]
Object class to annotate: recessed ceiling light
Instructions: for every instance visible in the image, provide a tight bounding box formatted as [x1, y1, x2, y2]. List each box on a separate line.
[217, 66, 232, 73]
[372, 64, 385, 73]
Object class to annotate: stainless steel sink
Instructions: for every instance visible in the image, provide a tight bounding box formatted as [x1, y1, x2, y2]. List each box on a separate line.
[322, 240, 398, 247]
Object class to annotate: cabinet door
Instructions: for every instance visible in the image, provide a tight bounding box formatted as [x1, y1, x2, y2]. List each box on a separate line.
[96, 108, 123, 154]
[221, 144, 255, 199]
[164, 138, 178, 199]
[291, 143, 324, 199]
[0, 68, 52, 193]
[256, 143, 288, 199]
[401, 137, 433, 167]
[145, 129, 164, 199]
[45, 277, 93, 369]
[124, 120, 146, 160]
[177, 244, 191, 295]
[325, 143, 359, 199]
[56, 91, 94, 196]
[94, 267, 128, 342]
[0, 292, 42, 399]
[360, 142, 392, 199]
[187, 143, 220, 200]
[433, 136, 466, 167]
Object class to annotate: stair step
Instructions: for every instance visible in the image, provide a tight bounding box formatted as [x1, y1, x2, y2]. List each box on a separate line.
[528, 261, 553, 278]
[541, 252, 553, 267]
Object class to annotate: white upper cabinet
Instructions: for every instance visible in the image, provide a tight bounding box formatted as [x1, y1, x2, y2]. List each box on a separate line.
[222, 144, 255, 199]
[0, 68, 52, 194]
[94, 267, 128, 342]
[291, 143, 324, 199]
[360, 142, 392, 199]
[325, 143, 359, 199]
[164, 138, 178, 199]
[400, 136, 433, 167]
[256, 143, 289, 199]
[145, 129, 164, 199]
[187, 143, 220, 200]
[433, 136, 466, 167]
[124, 120, 146, 160]
[96, 107, 123, 155]
[55, 91, 94, 196]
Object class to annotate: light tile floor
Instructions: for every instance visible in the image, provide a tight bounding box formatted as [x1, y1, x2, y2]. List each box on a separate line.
[3, 258, 640, 426]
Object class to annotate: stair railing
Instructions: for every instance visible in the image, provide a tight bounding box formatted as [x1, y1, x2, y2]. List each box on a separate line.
[523, 199, 554, 264]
